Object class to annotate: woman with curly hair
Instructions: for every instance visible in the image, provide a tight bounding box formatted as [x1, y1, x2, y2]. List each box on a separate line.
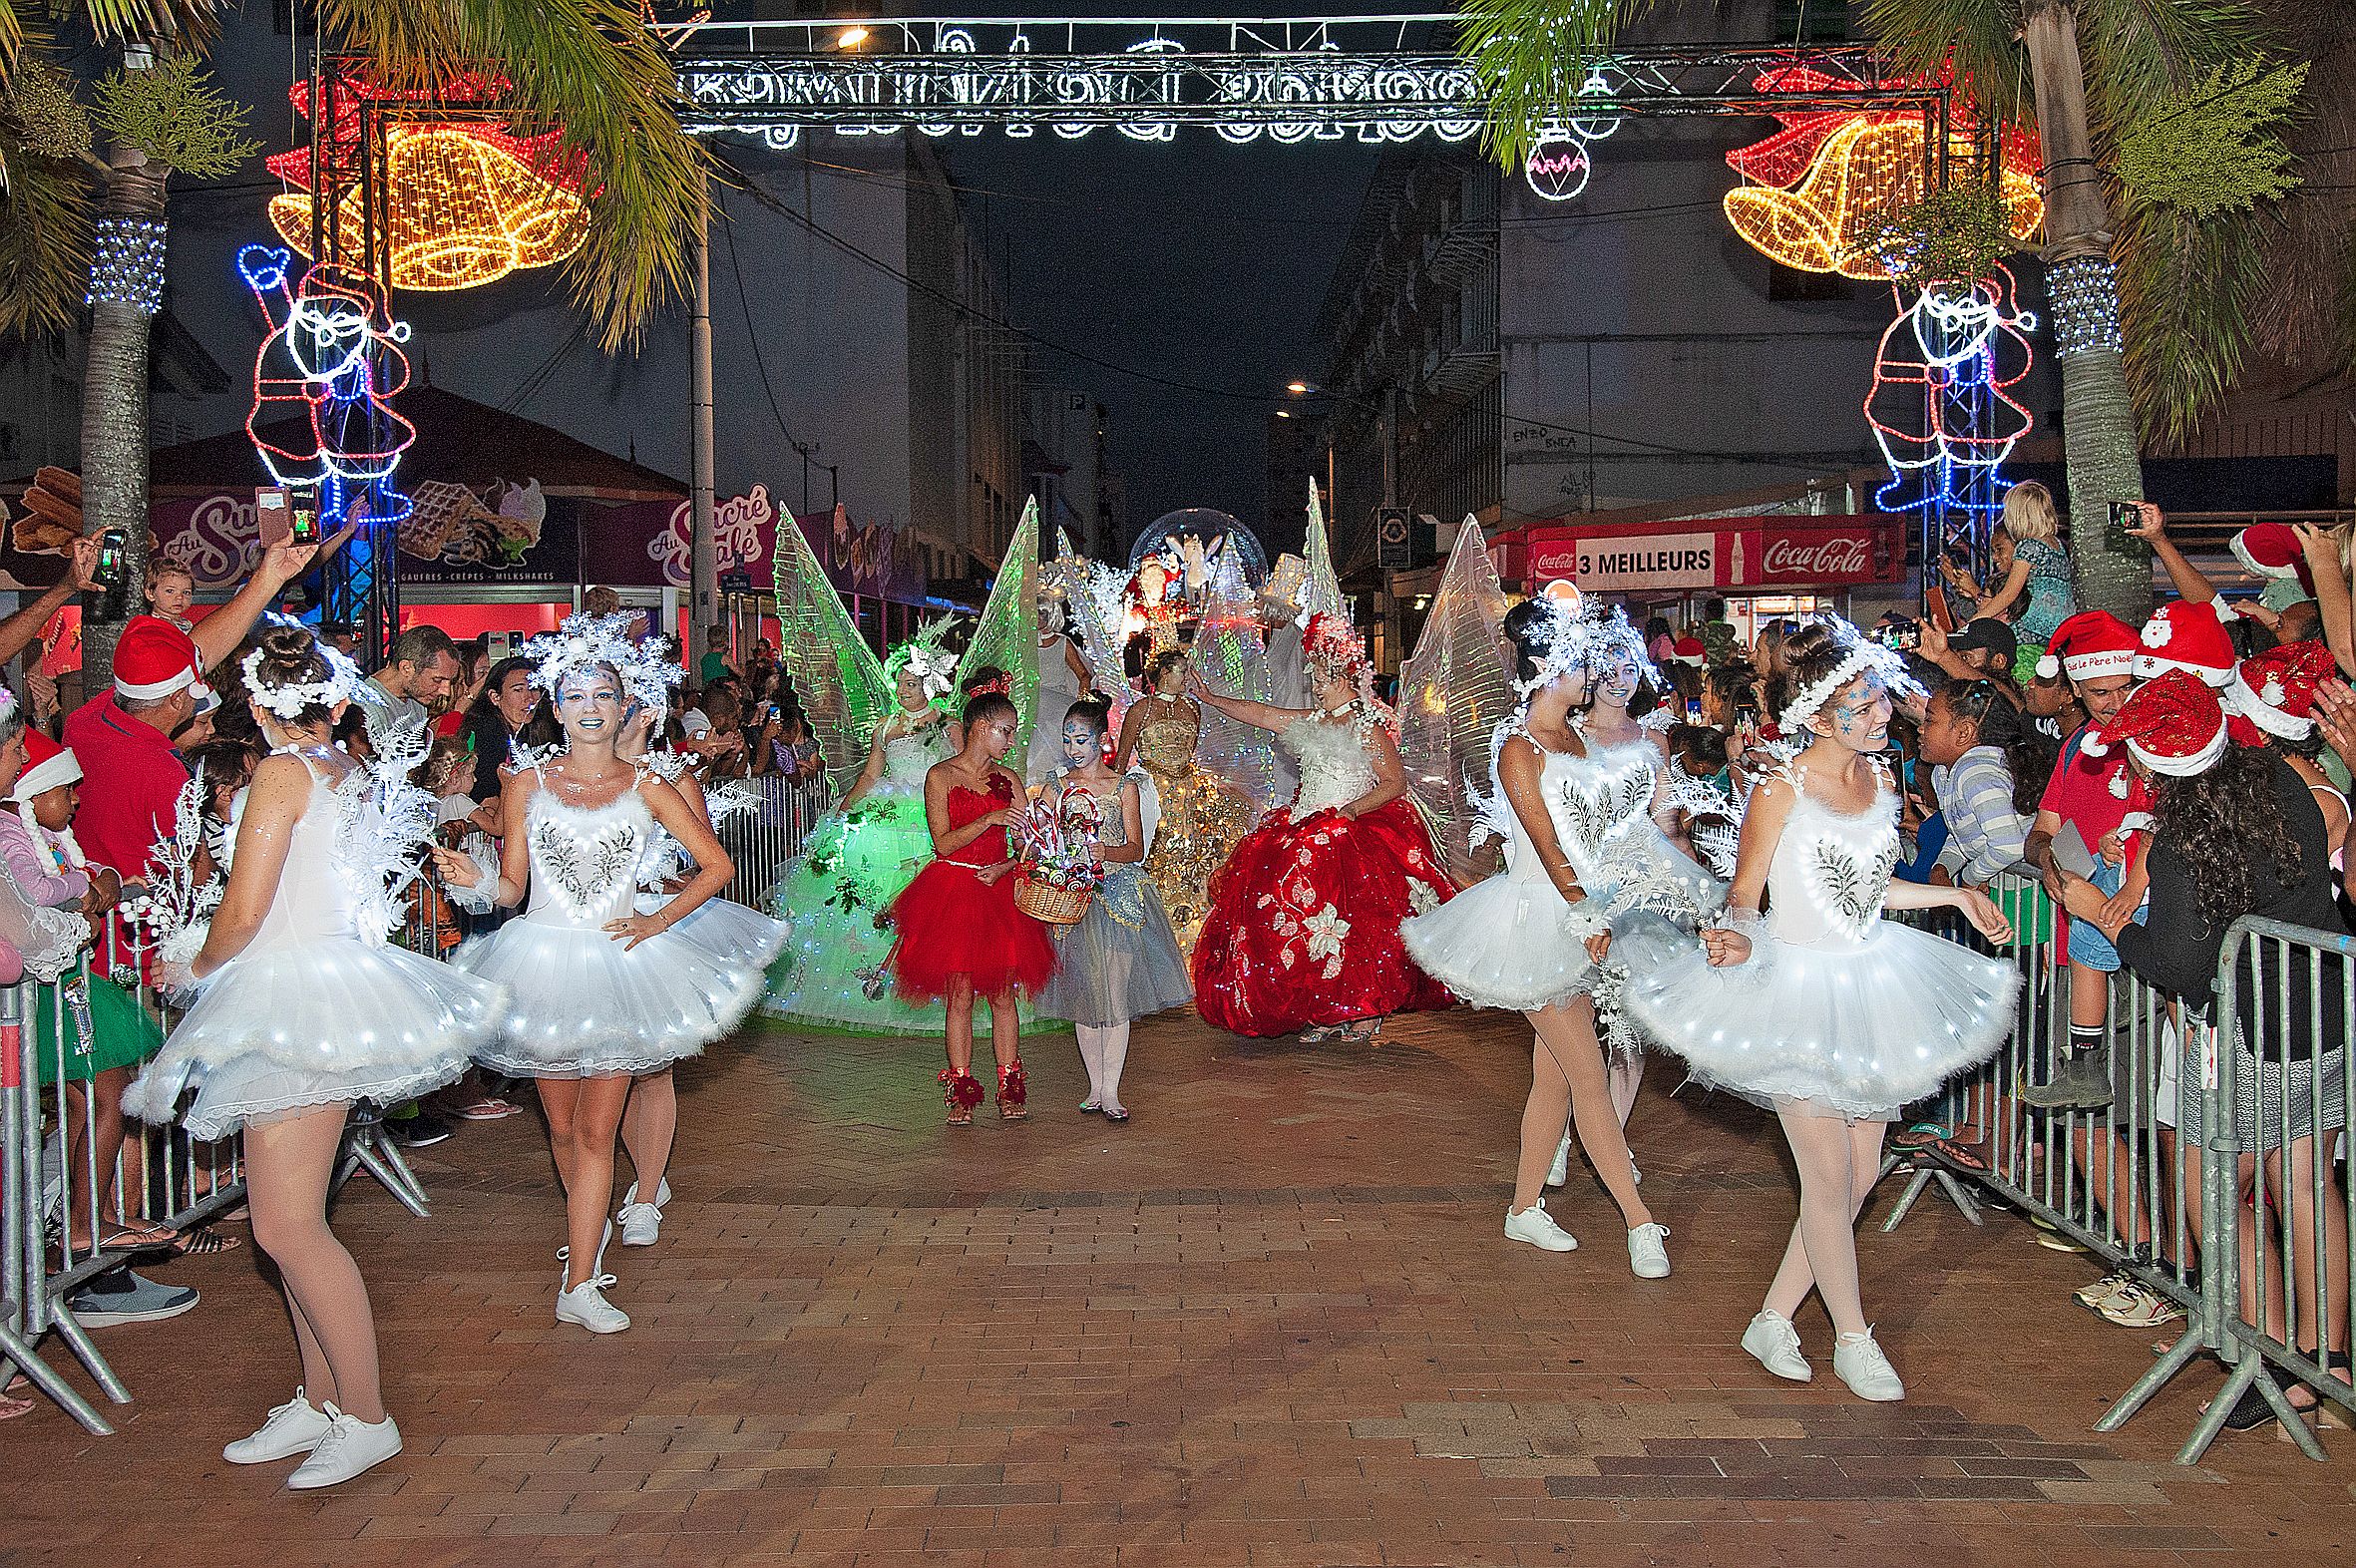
[2061, 669, 2351, 1434]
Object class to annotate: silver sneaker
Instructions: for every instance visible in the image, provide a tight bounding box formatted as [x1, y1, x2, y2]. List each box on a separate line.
[223, 1388, 333, 1464]
[1741, 1311, 1811, 1381]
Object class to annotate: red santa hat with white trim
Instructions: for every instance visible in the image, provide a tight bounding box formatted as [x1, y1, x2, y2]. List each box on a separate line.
[2223, 637, 2336, 747]
[9, 730, 86, 872]
[113, 615, 209, 703]
[2081, 668, 2229, 776]
[1669, 635, 1706, 667]
[2132, 598, 2236, 687]
[2230, 522, 2316, 597]
[2034, 609, 2140, 683]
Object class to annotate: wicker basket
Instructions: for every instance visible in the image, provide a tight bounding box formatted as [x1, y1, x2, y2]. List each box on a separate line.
[1013, 871, 1091, 925]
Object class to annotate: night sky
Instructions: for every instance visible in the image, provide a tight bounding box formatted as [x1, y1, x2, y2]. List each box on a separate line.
[945, 134, 1376, 553]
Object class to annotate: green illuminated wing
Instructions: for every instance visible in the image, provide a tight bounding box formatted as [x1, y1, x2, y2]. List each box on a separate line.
[958, 496, 1042, 742]
[771, 509, 889, 781]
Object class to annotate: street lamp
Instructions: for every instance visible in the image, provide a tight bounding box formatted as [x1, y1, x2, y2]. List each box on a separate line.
[837, 25, 871, 48]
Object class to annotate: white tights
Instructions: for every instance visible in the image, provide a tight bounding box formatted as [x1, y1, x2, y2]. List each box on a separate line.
[1074, 1023, 1131, 1112]
[1763, 1109, 1885, 1338]
[245, 1105, 384, 1422]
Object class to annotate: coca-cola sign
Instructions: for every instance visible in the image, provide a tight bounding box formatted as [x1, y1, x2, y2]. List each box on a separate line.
[1749, 523, 1900, 587]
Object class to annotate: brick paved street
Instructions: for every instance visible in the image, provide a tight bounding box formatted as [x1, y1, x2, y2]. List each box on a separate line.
[8, 1005, 2353, 1565]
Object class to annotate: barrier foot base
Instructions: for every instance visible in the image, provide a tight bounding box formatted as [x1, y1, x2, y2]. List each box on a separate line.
[0, 1324, 114, 1435]
[41, 1301, 133, 1406]
[1879, 1161, 1982, 1233]
[338, 1127, 430, 1219]
[2098, 1323, 2204, 1441]
[2158, 1352, 2328, 1464]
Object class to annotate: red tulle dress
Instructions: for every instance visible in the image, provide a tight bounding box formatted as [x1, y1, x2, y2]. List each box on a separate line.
[888, 774, 1058, 1001]
[1191, 714, 1455, 1037]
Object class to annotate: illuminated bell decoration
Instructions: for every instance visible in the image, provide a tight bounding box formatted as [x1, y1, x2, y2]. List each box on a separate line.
[1722, 68, 2043, 280]
[269, 126, 589, 292]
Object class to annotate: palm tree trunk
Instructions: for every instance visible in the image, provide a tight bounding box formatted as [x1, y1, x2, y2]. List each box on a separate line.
[76, 148, 168, 692]
[2021, 0, 2151, 622]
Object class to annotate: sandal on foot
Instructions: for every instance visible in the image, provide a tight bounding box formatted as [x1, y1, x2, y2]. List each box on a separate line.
[1102, 1105, 1130, 1123]
[1891, 1122, 1952, 1152]
[1924, 1137, 1989, 1176]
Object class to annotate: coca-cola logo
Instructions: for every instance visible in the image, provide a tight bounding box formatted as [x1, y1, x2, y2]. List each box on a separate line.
[1762, 534, 1871, 579]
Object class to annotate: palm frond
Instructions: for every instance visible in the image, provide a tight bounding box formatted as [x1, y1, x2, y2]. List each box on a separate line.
[0, 141, 94, 337]
[318, 0, 710, 351]
[0, 5, 22, 89]
[76, 0, 222, 57]
[2116, 196, 2266, 443]
[2250, 0, 2356, 373]
[1457, 0, 1664, 169]
[1860, 0, 2032, 125]
[2078, 0, 2267, 142]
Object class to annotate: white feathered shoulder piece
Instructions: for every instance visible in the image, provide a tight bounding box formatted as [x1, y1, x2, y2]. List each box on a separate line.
[332, 728, 437, 947]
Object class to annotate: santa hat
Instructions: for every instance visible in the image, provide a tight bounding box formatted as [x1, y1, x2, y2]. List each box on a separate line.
[2224, 637, 2337, 745]
[2035, 610, 2140, 683]
[2082, 668, 2229, 776]
[1669, 635, 1707, 667]
[114, 615, 210, 702]
[9, 732, 85, 875]
[2133, 599, 2236, 686]
[2230, 522, 2316, 597]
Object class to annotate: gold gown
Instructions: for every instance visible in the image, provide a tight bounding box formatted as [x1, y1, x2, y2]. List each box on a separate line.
[1131, 700, 1256, 952]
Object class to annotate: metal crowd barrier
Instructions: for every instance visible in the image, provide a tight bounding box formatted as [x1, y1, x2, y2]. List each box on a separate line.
[715, 774, 831, 906]
[1886, 871, 2353, 1461]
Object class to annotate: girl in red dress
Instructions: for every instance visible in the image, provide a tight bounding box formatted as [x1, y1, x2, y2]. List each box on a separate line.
[1187, 612, 1455, 1040]
[888, 686, 1057, 1124]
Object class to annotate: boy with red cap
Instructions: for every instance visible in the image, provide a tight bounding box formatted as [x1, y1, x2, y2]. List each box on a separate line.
[2024, 610, 2148, 1114]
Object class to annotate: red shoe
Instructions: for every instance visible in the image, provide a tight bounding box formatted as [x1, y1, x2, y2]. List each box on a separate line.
[939, 1069, 983, 1127]
[996, 1060, 1028, 1122]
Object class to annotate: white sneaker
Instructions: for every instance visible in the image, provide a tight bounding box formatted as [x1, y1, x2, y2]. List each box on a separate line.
[223, 1388, 333, 1464]
[285, 1405, 402, 1489]
[1627, 1222, 1671, 1280]
[1741, 1311, 1811, 1381]
[1504, 1199, 1579, 1252]
[1832, 1331, 1905, 1401]
[1545, 1133, 1571, 1188]
[616, 1203, 662, 1247]
[619, 1177, 670, 1211]
[556, 1277, 630, 1334]
[1630, 1154, 1643, 1186]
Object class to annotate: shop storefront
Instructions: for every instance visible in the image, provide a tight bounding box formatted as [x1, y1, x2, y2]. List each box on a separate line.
[1488, 514, 1911, 642]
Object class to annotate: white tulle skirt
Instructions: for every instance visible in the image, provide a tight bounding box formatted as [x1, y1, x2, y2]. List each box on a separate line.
[1400, 873, 1606, 1014]
[125, 938, 501, 1140]
[641, 890, 793, 973]
[456, 914, 769, 1079]
[1621, 920, 2019, 1120]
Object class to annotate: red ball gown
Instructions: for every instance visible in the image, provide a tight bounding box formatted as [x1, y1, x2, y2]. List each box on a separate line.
[887, 772, 1058, 1000]
[1191, 711, 1455, 1036]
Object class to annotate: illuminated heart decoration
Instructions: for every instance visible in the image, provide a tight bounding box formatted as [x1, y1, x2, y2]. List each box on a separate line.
[1524, 133, 1592, 202]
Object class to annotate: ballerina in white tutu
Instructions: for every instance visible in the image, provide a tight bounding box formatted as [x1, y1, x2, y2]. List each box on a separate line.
[1398, 589, 1670, 1277]
[125, 623, 505, 1490]
[609, 657, 790, 1248]
[435, 616, 756, 1336]
[1619, 615, 2018, 1400]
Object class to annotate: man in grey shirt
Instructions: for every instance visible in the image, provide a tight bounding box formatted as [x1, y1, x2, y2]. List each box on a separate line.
[356, 623, 461, 745]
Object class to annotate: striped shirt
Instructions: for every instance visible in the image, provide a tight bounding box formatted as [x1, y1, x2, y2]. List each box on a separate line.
[1932, 745, 2031, 886]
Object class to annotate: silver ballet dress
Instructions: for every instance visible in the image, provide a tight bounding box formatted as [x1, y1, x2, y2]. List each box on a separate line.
[457, 770, 770, 1078]
[126, 752, 501, 1139]
[1619, 760, 2019, 1120]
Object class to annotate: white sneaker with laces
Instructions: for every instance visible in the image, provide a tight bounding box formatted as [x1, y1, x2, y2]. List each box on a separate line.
[1741, 1311, 1811, 1381]
[223, 1388, 333, 1464]
[1832, 1331, 1906, 1401]
[617, 1202, 662, 1247]
[285, 1405, 402, 1489]
[2074, 1269, 2132, 1310]
[1545, 1133, 1571, 1188]
[557, 1276, 630, 1334]
[2097, 1281, 2184, 1330]
[1627, 1222, 1671, 1279]
[1504, 1199, 1578, 1252]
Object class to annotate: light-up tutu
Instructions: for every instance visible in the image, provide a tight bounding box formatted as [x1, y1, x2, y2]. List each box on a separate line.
[126, 757, 499, 1139]
[458, 786, 768, 1078]
[1620, 764, 2018, 1120]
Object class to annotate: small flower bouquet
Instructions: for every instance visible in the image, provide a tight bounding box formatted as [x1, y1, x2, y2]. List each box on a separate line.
[1009, 788, 1103, 925]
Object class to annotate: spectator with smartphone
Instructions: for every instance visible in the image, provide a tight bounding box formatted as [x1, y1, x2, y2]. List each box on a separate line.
[1970, 482, 2078, 682]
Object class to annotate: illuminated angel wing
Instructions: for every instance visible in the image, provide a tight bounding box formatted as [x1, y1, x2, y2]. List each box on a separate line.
[1301, 476, 1345, 622]
[771, 508, 889, 781]
[958, 497, 1043, 743]
[1397, 520, 1515, 885]
[1056, 544, 1131, 723]
[1188, 546, 1286, 814]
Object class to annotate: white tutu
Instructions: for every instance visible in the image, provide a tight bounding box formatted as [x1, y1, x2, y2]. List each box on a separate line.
[1621, 919, 2020, 1120]
[1401, 875, 1603, 1013]
[637, 888, 792, 972]
[456, 917, 767, 1079]
[126, 937, 500, 1139]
